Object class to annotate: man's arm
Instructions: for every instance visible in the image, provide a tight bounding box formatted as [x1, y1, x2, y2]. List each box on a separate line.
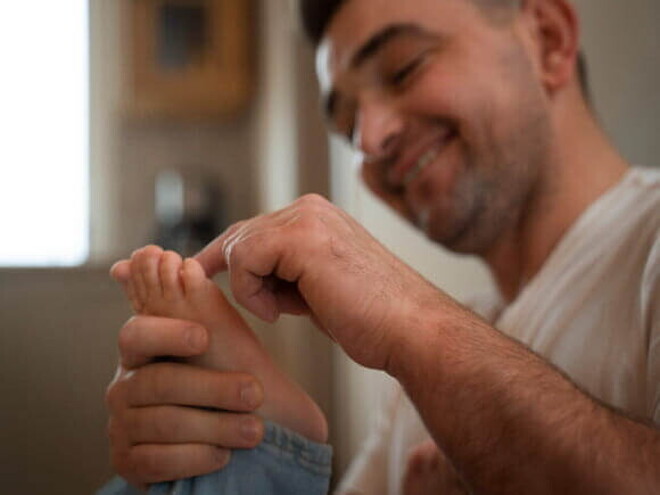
[392, 304, 660, 494]
[198, 194, 660, 494]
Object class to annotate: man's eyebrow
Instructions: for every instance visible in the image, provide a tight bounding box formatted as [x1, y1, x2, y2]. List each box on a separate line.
[323, 24, 434, 122]
[351, 23, 430, 69]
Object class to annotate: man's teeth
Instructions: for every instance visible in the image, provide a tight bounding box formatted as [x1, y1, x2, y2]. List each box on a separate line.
[403, 148, 439, 186]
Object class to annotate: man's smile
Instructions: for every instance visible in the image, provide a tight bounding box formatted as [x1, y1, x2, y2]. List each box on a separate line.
[387, 126, 458, 190]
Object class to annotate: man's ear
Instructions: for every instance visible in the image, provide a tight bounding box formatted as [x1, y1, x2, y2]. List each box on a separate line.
[520, 0, 579, 93]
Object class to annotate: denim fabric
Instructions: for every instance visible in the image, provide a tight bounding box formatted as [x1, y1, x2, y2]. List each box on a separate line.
[96, 421, 333, 495]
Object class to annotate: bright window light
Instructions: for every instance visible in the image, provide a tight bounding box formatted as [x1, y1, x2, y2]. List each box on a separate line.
[0, 1, 89, 266]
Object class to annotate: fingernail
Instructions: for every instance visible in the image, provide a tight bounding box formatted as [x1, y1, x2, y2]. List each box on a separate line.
[186, 327, 206, 352]
[240, 381, 262, 409]
[214, 448, 230, 467]
[241, 418, 262, 442]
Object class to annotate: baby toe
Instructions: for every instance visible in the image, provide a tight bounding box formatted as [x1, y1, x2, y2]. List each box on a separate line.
[109, 259, 131, 284]
[124, 267, 142, 312]
[129, 249, 148, 304]
[139, 245, 164, 297]
[181, 258, 208, 298]
[160, 250, 184, 301]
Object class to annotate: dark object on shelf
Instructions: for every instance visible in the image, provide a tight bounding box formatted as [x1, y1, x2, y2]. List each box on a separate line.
[154, 169, 227, 256]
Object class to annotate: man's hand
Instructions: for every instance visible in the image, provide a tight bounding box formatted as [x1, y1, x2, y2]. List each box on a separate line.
[402, 440, 470, 495]
[195, 194, 455, 371]
[105, 315, 265, 489]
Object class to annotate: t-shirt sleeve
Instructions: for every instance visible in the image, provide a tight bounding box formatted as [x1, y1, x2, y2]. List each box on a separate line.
[643, 232, 660, 424]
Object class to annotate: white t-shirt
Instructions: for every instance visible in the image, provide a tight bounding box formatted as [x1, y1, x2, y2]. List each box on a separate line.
[337, 167, 660, 495]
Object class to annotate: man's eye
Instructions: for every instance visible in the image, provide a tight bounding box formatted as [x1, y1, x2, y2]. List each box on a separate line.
[388, 56, 424, 86]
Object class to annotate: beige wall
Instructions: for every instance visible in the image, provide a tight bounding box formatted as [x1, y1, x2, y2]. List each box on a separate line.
[576, 0, 660, 166]
[0, 268, 127, 493]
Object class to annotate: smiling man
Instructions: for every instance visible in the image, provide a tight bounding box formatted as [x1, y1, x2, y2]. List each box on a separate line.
[316, 2, 551, 261]
[102, 0, 660, 494]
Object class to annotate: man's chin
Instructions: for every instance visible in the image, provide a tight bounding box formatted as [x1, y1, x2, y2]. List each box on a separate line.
[422, 214, 486, 255]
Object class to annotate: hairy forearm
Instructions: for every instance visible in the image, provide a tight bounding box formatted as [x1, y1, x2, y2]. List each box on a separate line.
[388, 303, 660, 494]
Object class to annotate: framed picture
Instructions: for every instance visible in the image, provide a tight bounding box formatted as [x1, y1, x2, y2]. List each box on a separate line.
[124, 0, 252, 119]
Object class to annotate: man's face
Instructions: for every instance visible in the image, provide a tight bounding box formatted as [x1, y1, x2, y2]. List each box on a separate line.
[316, 0, 554, 256]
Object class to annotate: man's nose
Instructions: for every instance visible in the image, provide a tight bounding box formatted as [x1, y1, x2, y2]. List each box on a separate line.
[353, 98, 404, 160]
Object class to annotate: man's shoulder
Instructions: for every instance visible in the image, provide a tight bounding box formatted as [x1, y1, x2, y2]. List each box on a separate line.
[625, 166, 660, 242]
[599, 166, 660, 240]
[625, 166, 660, 201]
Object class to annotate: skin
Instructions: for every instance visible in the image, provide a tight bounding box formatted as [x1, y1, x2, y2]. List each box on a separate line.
[121, 246, 327, 443]
[401, 439, 470, 495]
[105, 0, 660, 492]
[105, 316, 264, 488]
[318, 0, 553, 261]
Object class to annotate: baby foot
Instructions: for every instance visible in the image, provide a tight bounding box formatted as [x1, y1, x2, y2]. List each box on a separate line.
[126, 246, 262, 369]
[124, 245, 328, 443]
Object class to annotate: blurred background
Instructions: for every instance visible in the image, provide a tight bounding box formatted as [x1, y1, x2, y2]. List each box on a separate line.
[0, 0, 658, 493]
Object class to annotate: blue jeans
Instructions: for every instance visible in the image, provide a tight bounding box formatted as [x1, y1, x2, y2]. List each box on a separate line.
[97, 421, 332, 495]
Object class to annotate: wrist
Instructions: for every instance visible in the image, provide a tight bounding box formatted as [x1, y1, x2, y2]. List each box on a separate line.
[385, 289, 468, 383]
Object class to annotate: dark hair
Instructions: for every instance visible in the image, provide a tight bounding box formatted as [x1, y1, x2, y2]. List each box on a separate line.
[300, 0, 591, 101]
[300, 0, 348, 45]
[299, 0, 519, 45]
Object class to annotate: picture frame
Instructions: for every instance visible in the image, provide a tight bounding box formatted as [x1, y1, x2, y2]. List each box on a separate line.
[124, 0, 252, 119]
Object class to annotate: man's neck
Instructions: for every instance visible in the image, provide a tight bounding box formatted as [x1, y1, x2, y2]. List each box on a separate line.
[484, 89, 629, 303]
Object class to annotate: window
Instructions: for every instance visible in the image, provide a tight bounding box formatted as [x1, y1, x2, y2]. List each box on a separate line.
[0, 1, 89, 266]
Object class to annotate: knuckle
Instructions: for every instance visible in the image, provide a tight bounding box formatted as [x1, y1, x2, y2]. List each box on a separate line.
[227, 238, 258, 270]
[299, 212, 323, 232]
[222, 221, 247, 246]
[227, 237, 245, 259]
[224, 238, 244, 265]
[107, 417, 124, 445]
[138, 451, 169, 482]
[111, 443, 135, 480]
[144, 365, 170, 403]
[298, 193, 328, 206]
[104, 380, 124, 411]
[117, 317, 139, 355]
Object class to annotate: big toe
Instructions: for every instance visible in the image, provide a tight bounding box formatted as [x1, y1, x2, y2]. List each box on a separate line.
[139, 245, 165, 294]
[181, 258, 209, 297]
[160, 250, 184, 300]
